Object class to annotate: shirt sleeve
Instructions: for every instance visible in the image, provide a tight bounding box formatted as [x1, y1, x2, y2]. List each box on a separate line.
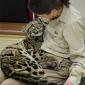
[63, 18, 85, 85]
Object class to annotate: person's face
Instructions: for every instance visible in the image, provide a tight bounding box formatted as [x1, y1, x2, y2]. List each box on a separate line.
[36, 8, 62, 20]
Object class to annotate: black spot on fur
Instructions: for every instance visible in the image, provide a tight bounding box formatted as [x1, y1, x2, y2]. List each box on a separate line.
[33, 55, 36, 58]
[35, 58, 39, 61]
[29, 63, 33, 66]
[26, 67, 31, 72]
[39, 71, 45, 75]
[32, 64, 38, 69]
[28, 51, 31, 55]
[32, 71, 37, 75]
[39, 53, 43, 56]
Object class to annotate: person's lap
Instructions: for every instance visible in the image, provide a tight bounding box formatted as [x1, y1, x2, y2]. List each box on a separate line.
[0, 68, 85, 85]
[1, 78, 28, 85]
[0, 68, 6, 84]
[0, 67, 66, 85]
[0, 68, 27, 85]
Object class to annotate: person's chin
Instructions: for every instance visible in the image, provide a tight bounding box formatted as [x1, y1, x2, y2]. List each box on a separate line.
[51, 15, 60, 20]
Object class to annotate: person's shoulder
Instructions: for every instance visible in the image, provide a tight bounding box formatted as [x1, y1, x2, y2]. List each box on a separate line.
[66, 5, 82, 24]
[59, 5, 81, 24]
[63, 17, 85, 37]
[63, 5, 85, 32]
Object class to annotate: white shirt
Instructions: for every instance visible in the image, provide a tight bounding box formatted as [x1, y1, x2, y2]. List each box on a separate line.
[41, 5, 85, 85]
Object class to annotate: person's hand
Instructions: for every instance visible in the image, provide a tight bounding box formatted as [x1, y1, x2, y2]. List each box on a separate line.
[64, 81, 74, 85]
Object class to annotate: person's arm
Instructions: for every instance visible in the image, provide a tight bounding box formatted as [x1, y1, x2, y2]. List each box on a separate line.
[63, 18, 85, 85]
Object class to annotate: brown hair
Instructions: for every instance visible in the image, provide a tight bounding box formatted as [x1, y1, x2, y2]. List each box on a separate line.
[29, 0, 70, 14]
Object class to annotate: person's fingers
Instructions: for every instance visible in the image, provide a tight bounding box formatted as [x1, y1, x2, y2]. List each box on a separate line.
[64, 81, 74, 85]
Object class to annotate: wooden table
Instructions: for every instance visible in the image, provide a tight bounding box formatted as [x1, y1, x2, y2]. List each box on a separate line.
[0, 22, 27, 35]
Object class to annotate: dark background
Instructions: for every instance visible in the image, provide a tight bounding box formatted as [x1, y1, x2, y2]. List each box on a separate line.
[0, 0, 32, 22]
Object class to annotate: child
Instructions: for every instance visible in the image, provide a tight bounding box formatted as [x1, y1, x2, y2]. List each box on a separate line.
[1, 0, 85, 85]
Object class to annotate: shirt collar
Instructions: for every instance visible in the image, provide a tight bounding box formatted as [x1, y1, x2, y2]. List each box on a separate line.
[58, 6, 70, 23]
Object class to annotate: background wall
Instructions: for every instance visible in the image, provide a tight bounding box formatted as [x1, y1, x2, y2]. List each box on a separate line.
[71, 0, 85, 17]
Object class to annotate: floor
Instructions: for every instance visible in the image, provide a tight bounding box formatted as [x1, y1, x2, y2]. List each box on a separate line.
[0, 35, 25, 52]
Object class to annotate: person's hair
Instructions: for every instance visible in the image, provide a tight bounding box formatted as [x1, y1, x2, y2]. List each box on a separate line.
[29, 0, 70, 14]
